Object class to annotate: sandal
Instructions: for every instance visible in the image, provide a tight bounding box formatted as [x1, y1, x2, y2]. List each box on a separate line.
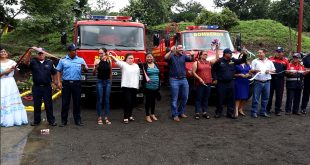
[105, 118, 111, 125]
[97, 118, 103, 125]
[194, 114, 200, 120]
[123, 119, 129, 124]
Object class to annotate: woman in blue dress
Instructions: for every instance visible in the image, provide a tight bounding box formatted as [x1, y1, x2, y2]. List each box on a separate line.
[234, 55, 251, 118]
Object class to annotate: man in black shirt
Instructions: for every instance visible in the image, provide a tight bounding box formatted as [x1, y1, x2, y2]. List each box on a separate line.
[30, 48, 57, 126]
[301, 53, 310, 114]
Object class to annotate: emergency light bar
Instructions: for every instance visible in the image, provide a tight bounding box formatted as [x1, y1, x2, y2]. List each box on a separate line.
[90, 15, 132, 21]
[186, 25, 219, 30]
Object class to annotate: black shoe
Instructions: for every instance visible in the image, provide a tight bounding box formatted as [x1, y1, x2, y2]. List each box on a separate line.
[275, 112, 281, 116]
[292, 112, 301, 115]
[59, 122, 67, 127]
[30, 122, 40, 126]
[75, 121, 84, 126]
[214, 114, 221, 118]
[301, 110, 307, 114]
[260, 113, 271, 118]
[202, 113, 210, 119]
[49, 122, 57, 126]
[194, 114, 200, 120]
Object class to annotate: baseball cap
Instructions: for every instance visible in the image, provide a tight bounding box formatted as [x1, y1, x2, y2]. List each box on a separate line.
[36, 47, 45, 54]
[292, 53, 301, 58]
[223, 48, 232, 54]
[275, 47, 284, 53]
[67, 44, 77, 51]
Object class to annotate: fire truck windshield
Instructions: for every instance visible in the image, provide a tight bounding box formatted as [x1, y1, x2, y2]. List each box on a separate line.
[182, 32, 234, 51]
[78, 25, 145, 50]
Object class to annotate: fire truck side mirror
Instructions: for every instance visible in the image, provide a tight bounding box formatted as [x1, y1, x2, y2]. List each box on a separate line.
[61, 32, 67, 45]
[165, 34, 170, 47]
[153, 33, 160, 46]
[236, 33, 242, 51]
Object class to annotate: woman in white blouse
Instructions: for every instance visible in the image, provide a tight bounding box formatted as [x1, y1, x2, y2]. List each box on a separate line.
[109, 53, 140, 124]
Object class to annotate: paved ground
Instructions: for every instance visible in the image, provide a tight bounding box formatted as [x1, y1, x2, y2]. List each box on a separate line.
[1, 87, 310, 165]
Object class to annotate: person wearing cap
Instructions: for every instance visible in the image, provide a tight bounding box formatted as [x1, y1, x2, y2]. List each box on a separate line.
[301, 53, 310, 114]
[212, 48, 247, 119]
[56, 44, 88, 127]
[164, 45, 194, 122]
[30, 48, 57, 126]
[267, 47, 289, 116]
[285, 53, 309, 115]
[250, 48, 276, 118]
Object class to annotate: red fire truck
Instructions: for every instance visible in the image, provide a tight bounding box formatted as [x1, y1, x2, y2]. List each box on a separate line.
[152, 23, 242, 100]
[72, 16, 146, 99]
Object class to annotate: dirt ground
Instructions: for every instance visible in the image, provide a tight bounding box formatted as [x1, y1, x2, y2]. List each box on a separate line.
[1, 87, 310, 165]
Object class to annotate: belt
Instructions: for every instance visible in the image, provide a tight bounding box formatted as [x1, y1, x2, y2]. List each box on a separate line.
[286, 78, 299, 81]
[255, 79, 270, 83]
[63, 80, 81, 83]
[34, 84, 50, 87]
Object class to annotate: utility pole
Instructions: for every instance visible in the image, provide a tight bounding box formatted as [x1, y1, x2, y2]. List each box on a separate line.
[297, 0, 304, 52]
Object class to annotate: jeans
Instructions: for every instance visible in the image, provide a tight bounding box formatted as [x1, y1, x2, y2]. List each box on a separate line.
[195, 84, 211, 113]
[96, 79, 111, 118]
[169, 78, 189, 117]
[251, 81, 270, 115]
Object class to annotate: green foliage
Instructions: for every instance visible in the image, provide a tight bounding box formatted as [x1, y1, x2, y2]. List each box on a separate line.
[194, 8, 239, 30]
[230, 19, 310, 52]
[149, 22, 194, 31]
[90, 0, 114, 15]
[171, 1, 204, 22]
[120, 0, 179, 26]
[213, 0, 271, 20]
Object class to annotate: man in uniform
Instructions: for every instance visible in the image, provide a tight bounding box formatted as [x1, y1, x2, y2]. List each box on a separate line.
[267, 47, 289, 116]
[56, 44, 88, 127]
[301, 53, 310, 114]
[30, 48, 57, 126]
[212, 48, 246, 119]
[164, 45, 194, 122]
[251, 48, 276, 118]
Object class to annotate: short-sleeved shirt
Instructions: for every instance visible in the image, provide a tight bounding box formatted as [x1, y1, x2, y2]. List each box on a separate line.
[251, 58, 275, 81]
[166, 53, 191, 78]
[56, 55, 88, 80]
[30, 58, 56, 85]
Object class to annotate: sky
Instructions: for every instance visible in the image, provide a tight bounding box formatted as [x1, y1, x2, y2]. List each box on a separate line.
[13, 0, 222, 19]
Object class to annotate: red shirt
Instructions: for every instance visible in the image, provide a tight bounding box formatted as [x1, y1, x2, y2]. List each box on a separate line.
[195, 60, 212, 85]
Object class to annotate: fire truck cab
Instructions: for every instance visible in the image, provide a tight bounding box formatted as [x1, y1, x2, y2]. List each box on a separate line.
[73, 15, 146, 99]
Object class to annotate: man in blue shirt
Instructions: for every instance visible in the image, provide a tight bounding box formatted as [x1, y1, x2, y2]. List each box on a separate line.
[30, 48, 57, 126]
[56, 44, 88, 127]
[164, 45, 193, 121]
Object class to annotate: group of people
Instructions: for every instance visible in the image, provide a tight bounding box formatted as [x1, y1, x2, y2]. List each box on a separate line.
[1, 43, 310, 127]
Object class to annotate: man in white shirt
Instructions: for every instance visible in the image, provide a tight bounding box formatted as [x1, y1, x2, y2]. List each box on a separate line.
[251, 48, 276, 118]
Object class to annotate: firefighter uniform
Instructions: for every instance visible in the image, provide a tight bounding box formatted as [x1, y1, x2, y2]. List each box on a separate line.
[301, 53, 310, 114]
[212, 48, 245, 118]
[285, 54, 305, 115]
[267, 48, 289, 115]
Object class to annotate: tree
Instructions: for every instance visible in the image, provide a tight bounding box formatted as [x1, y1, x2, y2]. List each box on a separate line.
[213, 0, 271, 20]
[194, 8, 239, 30]
[171, 1, 204, 22]
[120, 0, 179, 26]
[90, 0, 114, 15]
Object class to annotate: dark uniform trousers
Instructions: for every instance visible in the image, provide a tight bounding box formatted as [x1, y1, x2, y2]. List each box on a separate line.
[267, 77, 285, 113]
[61, 80, 81, 123]
[216, 80, 235, 117]
[285, 80, 303, 113]
[32, 85, 55, 123]
[301, 77, 310, 110]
